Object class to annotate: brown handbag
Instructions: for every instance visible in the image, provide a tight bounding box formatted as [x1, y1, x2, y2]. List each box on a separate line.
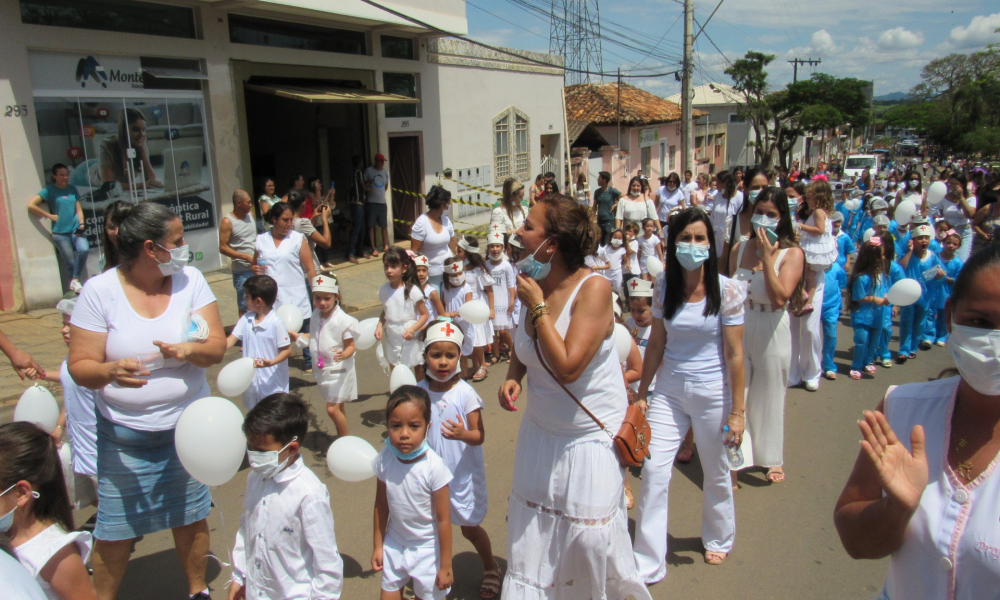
[533, 337, 651, 468]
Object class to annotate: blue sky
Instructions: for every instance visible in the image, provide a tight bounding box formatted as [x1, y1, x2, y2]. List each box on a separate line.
[465, 0, 1000, 97]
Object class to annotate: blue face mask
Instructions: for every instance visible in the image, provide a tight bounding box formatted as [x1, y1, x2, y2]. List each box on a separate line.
[385, 438, 430, 461]
[516, 237, 554, 280]
[675, 242, 711, 270]
[747, 189, 761, 204]
[0, 483, 36, 533]
[751, 214, 780, 244]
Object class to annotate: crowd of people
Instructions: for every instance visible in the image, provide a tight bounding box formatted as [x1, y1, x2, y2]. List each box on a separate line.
[2, 152, 999, 600]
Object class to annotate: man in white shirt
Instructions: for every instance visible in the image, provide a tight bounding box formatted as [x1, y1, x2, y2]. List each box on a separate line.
[682, 169, 699, 204]
[230, 393, 343, 600]
[364, 153, 390, 256]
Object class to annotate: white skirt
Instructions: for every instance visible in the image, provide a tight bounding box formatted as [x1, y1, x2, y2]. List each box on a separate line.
[801, 237, 838, 267]
[471, 319, 494, 347]
[316, 367, 358, 403]
[503, 416, 652, 600]
[492, 306, 513, 331]
[384, 322, 423, 368]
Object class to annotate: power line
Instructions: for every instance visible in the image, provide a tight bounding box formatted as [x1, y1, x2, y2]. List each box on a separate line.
[692, 0, 725, 42]
[465, 1, 548, 41]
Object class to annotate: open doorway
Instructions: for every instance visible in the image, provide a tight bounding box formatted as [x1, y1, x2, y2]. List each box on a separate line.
[389, 135, 422, 240]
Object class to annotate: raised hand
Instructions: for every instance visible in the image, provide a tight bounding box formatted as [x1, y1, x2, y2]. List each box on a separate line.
[858, 410, 928, 513]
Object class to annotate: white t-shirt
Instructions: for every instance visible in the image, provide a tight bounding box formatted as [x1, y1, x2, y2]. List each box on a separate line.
[420, 380, 486, 498]
[60, 360, 97, 476]
[639, 234, 661, 262]
[625, 239, 640, 274]
[14, 524, 92, 600]
[464, 267, 495, 304]
[487, 259, 515, 309]
[231, 311, 291, 409]
[615, 196, 657, 223]
[410, 215, 455, 277]
[651, 272, 745, 386]
[378, 282, 425, 326]
[710, 190, 744, 255]
[72, 266, 216, 431]
[682, 180, 699, 201]
[601, 244, 626, 273]
[625, 316, 654, 392]
[371, 446, 453, 546]
[942, 195, 977, 228]
[364, 166, 388, 204]
[656, 187, 685, 220]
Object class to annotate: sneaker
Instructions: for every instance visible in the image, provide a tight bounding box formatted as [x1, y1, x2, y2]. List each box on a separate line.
[919, 341, 933, 351]
[804, 380, 819, 392]
[69, 278, 83, 294]
[824, 371, 837, 380]
[935, 340, 946, 347]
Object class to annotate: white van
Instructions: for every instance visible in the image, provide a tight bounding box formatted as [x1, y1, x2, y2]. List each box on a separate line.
[844, 154, 880, 179]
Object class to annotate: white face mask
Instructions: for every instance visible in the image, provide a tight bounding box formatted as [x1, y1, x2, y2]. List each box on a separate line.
[449, 275, 465, 287]
[667, 184, 677, 192]
[247, 438, 297, 480]
[156, 244, 190, 276]
[948, 324, 1000, 396]
[611, 238, 623, 247]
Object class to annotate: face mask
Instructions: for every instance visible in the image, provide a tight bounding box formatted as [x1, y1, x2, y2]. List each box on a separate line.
[667, 184, 677, 192]
[442, 206, 449, 216]
[489, 250, 502, 260]
[425, 356, 461, 382]
[675, 242, 711, 271]
[247, 438, 297, 480]
[611, 238, 623, 248]
[449, 275, 465, 287]
[788, 196, 799, 209]
[385, 438, 430, 461]
[516, 238, 554, 281]
[832, 226, 842, 236]
[747, 189, 761, 203]
[156, 244, 190, 276]
[752, 214, 780, 244]
[629, 190, 640, 197]
[0, 484, 14, 533]
[947, 324, 1000, 395]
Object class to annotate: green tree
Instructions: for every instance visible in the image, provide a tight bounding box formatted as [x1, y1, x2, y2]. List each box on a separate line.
[725, 51, 778, 168]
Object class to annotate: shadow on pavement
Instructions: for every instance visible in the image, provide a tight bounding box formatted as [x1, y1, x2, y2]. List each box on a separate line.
[666, 534, 701, 566]
[116, 548, 221, 600]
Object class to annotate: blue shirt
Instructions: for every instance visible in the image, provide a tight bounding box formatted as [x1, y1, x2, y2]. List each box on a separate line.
[884, 261, 907, 327]
[822, 263, 848, 323]
[933, 255, 964, 309]
[902, 250, 943, 308]
[835, 232, 856, 268]
[37, 184, 82, 234]
[851, 273, 888, 327]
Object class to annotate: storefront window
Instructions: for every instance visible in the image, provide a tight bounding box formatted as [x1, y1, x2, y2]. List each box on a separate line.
[383, 73, 418, 119]
[229, 15, 367, 56]
[20, 0, 197, 39]
[381, 36, 415, 60]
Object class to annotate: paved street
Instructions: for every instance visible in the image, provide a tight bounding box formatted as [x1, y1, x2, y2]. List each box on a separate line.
[0, 258, 954, 599]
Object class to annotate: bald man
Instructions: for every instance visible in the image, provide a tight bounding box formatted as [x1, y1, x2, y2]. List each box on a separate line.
[220, 189, 257, 315]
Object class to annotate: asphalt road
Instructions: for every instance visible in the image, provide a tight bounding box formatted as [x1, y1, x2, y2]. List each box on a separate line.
[16, 307, 955, 600]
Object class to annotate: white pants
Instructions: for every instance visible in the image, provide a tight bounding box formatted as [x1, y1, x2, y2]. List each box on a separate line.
[788, 271, 824, 386]
[632, 374, 736, 584]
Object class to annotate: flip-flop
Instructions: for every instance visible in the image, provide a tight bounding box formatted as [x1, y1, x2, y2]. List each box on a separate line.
[766, 468, 785, 483]
[472, 367, 489, 382]
[625, 487, 635, 510]
[480, 567, 502, 599]
[704, 551, 727, 565]
[676, 444, 695, 464]
[371, 250, 380, 257]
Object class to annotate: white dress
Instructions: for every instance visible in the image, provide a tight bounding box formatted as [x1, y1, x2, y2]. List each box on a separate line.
[310, 306, 360, 403]
[504, 273, 651, 600]
[255, 230, 311, 320]
[378, 282, 425, 368]
[465, 267, 495, 346]
[14, 524, 92, 600]
[443, 283, 475, 356]
[733, 243, 791, 469]
[799, 212, 838, 268]
[488, 259, 516, 331]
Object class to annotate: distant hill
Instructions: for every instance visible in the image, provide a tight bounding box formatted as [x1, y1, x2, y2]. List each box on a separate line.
[875, 91, 909, 102]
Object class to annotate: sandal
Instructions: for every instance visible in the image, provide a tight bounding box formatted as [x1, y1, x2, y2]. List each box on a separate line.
[824, 370, 837, 380]
[766, 468, 785, 483]
[500, 351, 511, 363]
[348, 256, 360, 264]
[676, 444, 695, 464]
[850, 370, 862, 380]
[881, 359, 893, 368]
[864, 365, 877, 375]
[704, 551, 727, 565]
[625, 487, 635, 510]
[371, 249, 380, 257]
[480, 566, 502, 599]
[472, 367, 489, 382]
[908, 352, 917, 359]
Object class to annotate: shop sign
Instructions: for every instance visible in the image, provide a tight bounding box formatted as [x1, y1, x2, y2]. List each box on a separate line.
[639, 128, 659, 148]
[29, 50, 144, 92]
[153, 197, 215, 233]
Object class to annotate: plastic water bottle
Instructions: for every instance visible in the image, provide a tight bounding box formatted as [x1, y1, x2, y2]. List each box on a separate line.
[722, 425, 744, 469]
[257, 256, 267, 275]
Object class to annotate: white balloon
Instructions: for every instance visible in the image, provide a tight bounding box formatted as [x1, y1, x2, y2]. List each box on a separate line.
[927, 181, 948, 206]
[217, 357, 256, 397]
[276, 304, 304, 333]
[14, 385, 60, 432]
[863, 228, 875, 243]
[355, 318, 379, 351]
[848, 199, 862, 211]
[613, 323, 632, 363]
[646, 256, 664, 277]
[886, 278, 922, 307]
[458, 300, 491, 325]
[894, 200, 918, 226]
[175, 397, 246, 486]
[326, 435, 379, 482]
[389, 364, 417, 393]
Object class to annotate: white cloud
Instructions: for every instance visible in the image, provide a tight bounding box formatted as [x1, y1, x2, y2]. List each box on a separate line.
[878, 27, 925, 50]
[948, 12, 1000, 49]
[810, 30, 839, 54]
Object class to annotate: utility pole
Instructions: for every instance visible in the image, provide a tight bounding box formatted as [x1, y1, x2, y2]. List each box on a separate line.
[616, 67, 622, 150]
[788, 57, 821, 83]
[681, 0, 693, 174]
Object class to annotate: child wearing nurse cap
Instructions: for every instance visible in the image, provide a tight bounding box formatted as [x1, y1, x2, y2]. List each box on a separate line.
[896, 222, 945, 362]
[417, 318, 500, 598]
[307, 273, 361, 437]
[485, 231, 515, 365]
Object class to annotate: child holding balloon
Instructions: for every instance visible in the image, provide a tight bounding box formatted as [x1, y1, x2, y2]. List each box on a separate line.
[441, 257, 475, 380]
[847, 240, 889, 380]
[929, 228, 964, 345]
[230, 393, 344, 600]
[305, 274, 359, 438]
[376, 247, 430, 371]
[875, 234, 906, 368]
[454, 236, 495, 383]
[372, 385, 454, 600]
[226, 275, 291, 410]
[896, 223, 944, 362]
[417, 319, 501, 598]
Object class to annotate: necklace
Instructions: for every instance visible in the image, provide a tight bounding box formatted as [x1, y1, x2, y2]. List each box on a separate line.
[953, 419, 1000, 481]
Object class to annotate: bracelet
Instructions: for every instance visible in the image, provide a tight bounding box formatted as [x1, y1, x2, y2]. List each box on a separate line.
[530, 307, 550, 325]
[530, 301, 547, 315]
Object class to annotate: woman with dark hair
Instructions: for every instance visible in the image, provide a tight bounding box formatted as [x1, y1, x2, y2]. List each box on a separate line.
[543, 179, 560, 196]
[98, 108, 162, 191]
[491, 178, 528, 234]
[288, 189, 331, 274]
[724, 168, 769, 272]
[835, 243, 1000, 599]
[27, 163, 90, 293]
[616, 176, 663, 238]
[306, 176, 335, 213]
[254, 202, 317, 372]
[896, 170, 923, 208]
[655, 172, 685, 227]
[409, 185, 457, 292]
[281, 174, 310, 218]
[100, 200, 129, 272]
[710, 170, 744, 265]
[499, 194, 651, 599]
[257, 177, 279, 230]
[632, 207, 747, 578]
[68, 201, 226, 599]
[728, 187, 805, 483]
[941, 172, 977, 262]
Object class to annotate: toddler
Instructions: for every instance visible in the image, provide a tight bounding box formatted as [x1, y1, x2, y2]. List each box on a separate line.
[796, 180, 839, 312]
[307, 275, 359, 438]
[226, 275, 291, 410]
[376, 247, 430, 370]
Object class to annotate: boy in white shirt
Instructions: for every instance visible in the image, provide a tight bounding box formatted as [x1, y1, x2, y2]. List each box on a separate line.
[227, 275, 292, 410]
[230, 393, 344, 600]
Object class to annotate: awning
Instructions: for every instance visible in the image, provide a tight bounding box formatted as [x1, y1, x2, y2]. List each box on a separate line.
[244, 83, 419, 104]
[143, 67, 209, 80]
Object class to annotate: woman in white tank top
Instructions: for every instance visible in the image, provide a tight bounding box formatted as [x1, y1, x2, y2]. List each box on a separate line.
[835, 244, 1000, 599]
[499, 194, 652, 600]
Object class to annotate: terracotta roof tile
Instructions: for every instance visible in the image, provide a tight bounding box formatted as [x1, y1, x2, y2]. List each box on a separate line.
[564, 82, 704, 127]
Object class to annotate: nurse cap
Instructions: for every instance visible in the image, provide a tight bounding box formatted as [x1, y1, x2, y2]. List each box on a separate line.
[627, 278, 654, 298]
[487, 231, 505, 246]
[870, 198, 889, 210]
[444, 261, 464, 275]
[311, 275, 339, 294]
[412, 254, 429, 268]
[912, 224, 934, 238]
[509, 234, 524, 249]
[56, 298, 76, 315]
[424, 318, 465, 349]
[873, 215, 890, 226]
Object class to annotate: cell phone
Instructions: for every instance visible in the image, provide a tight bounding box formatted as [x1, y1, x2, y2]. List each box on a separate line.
[330, 181, 335, 189]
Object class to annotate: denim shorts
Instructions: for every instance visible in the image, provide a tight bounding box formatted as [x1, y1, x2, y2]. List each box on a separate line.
[94, 412, 212, 541]
[233, 269, 254, 312]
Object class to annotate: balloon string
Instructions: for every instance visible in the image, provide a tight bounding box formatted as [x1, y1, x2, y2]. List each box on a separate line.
[206, 487, 236, 585]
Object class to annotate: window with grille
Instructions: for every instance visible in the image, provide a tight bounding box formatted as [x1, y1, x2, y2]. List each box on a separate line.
[494, 107, 530, 185]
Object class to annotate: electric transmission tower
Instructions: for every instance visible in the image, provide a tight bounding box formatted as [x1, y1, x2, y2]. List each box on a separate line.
[549, 0, 603, 85]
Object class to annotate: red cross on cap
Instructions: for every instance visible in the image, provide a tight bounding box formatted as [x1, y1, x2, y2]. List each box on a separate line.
[630, 279, 639, 289]
[442, 323, 455, 336]
[316, 277, 324, 285]
[492, 223, 501, 230]
[450, 263, 461, 272]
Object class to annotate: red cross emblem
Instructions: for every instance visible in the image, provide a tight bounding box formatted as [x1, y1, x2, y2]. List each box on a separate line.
[630, 279, 639, 290]
[492, 223, 501, 231]
[450, 263, 461, 272]
[316, 277, 324, 285]
[442, 323, 455, 336]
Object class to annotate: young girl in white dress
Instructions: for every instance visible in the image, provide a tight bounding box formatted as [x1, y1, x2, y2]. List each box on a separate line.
[454, 236, 495, 382]
[623, 221, 642, 290]
[418, 320, 501, 598]
[376, 246, 430, 371]
[639, 218, 664, 282]
[796, 180, 839, 312]
[414, 254, 446, 381]
[485, 232, 515, 364]
[307, 275, 360, 438]
[441, 257, 476, 380]
[0, 422, 95, 600]
[601, 229, 628, 294]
